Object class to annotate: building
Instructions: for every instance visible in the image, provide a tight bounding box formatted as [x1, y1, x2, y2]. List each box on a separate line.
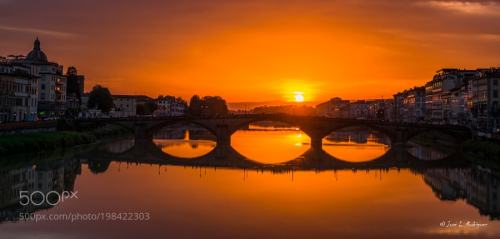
[443, 84, 469, 125]
[155, 96, 187, 117]
[315, 97, 350, 118]
[424, 69, 477, 124]
[425, 69, 464, 123]
[348, 99, 393, 121]
[393, 91, 405, 122]
[112, 95, 137, 117]
[78, 93, 106, 118]
[20, 38, 67, 118]
[393, 87, 425, 123]
[1, 38, 85, 120]
[0, 62, 38, 122]
[470, 68, 500, 132]
[134, 95, 154, 106]
[65, 66, 85, 115]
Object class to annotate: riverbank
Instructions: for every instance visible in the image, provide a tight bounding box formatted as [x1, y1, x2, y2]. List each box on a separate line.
[462, 139, 500, 170]
[0, 125, 130, 156]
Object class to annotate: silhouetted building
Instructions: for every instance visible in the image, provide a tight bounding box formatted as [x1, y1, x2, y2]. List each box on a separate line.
[65, 66, 85, 113]
[316, 97, 350, 118]
[348, 99, 393, 121]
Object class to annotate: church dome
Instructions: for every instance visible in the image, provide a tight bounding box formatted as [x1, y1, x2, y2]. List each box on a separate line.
[26, 38, 48, 63]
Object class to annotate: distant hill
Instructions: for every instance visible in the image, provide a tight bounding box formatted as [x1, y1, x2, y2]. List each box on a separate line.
[228, 100, 317, 111]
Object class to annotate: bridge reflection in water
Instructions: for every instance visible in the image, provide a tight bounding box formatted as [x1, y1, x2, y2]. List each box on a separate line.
[1, 146, 499, 227]
[90, 135, 466, 173]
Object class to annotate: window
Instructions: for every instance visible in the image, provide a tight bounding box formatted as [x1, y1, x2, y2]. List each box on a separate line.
[41, 84, 45, 90]
[494, 79, 498, 86]
[494, 90, 498, 98]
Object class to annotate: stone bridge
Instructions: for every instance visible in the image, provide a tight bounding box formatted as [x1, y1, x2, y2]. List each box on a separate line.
[77, 114, 473, 151]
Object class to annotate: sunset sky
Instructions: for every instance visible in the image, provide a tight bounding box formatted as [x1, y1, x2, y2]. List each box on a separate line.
[1, 0, 500, 103]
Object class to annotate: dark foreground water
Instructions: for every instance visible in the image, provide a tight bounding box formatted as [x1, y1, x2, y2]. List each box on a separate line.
[1, 127, 499, 239]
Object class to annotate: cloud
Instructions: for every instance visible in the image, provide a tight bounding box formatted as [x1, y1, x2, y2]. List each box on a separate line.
[419, 0, 500, 15]
[377, 28, 500, 45]
[477, 33, 500, 41]
[0, 25, 79, 38]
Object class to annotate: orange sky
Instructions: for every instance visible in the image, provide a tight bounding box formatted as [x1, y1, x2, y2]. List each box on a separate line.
[1, 0, 500, 103]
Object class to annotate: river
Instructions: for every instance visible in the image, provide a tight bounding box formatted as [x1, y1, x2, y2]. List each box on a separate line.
[0, 123, 499, 239]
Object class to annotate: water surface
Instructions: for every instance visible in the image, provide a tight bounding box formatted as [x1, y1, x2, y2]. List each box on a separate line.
[1, 128, 499, 239]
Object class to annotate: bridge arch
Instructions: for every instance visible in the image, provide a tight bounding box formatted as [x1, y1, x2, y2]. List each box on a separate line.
[228, 116, 313, 163]
[227, 115, 310, 136]
[318, 124, 393, 163]
[319, 122, 396, 145]
[145, 119, 219, 159]
[147, 119, 218, 137]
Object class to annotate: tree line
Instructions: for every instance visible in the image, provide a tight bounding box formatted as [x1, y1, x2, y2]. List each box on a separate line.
[86, 85, 228, 117]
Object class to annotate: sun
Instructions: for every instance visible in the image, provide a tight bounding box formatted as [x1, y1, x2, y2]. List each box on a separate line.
[293, 92, 305, 102]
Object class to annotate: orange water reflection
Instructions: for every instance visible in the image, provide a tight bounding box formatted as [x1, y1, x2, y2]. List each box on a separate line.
[322, 131, 390, 162]
[231, 127, 310, 163]
[2, 163, 497, 239]
[154, 130, 216, 158]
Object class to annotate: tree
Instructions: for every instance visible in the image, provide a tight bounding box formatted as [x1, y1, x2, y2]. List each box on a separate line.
[202, 96, 228, 117]
[87, 85, 114, 113]
[189, 95, 203, 116]
[189, 95, 228, 117]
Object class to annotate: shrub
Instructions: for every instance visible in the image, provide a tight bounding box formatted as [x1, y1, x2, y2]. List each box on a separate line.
[0, 124, 127, 156]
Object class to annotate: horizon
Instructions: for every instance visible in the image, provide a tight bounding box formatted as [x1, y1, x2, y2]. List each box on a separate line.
[1, 0, 500, 103]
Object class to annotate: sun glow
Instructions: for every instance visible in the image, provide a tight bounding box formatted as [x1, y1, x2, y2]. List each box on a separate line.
[294, 92, 305, 102]
[280, 80, 317, 103]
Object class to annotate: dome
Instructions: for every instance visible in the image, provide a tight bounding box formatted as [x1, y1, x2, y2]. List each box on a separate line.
[25, 38, 48, 63]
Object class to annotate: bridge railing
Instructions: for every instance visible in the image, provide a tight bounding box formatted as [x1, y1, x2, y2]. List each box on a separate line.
[75, 114, 471, 130]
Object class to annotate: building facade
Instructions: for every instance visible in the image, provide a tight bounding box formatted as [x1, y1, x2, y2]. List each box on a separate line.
[0, 38, 84, 120]
[18, 38, 67, 118]
[315, 97, 350, 118]
[155, 96, 187, 117]
[112, 95, 137, 118]
[425, 69, 464, 123]
[393, 87, 425, 123]
[0, 62, 38, 122]
[65, 66, 85, 115]
[470, 68, 500, 132]
[392, 67, 500, 133]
